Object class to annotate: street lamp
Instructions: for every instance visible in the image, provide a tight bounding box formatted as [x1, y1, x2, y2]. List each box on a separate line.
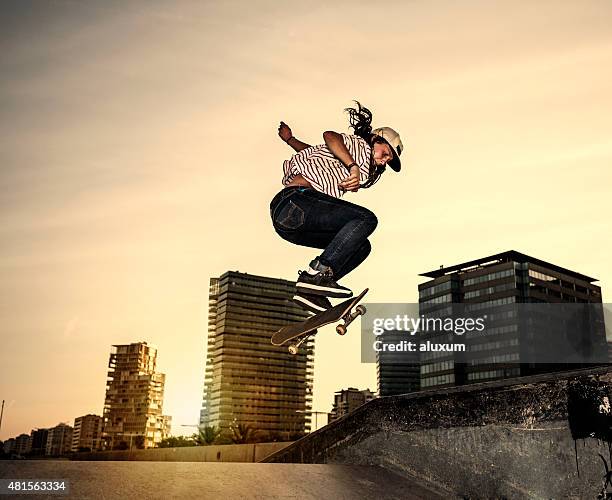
[296, 410, 330, 432]
[122, 432, 140, 451]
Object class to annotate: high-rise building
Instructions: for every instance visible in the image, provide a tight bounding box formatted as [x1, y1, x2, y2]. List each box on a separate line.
[3, 438, 15, 455]
[28, 428, 49, 456]
[414, 250, 605, 389]
[377, 329, 421, 396]
[72, 414, 103, 452]
[329, 388, 376, 422]
[200, 278, 220, 428]
[45, 423, 73, 456]
[159, 415, 172, 441]
[200, 272, 314, 439]
[14, 434, 31, 456]
[102, 342, 171, 450]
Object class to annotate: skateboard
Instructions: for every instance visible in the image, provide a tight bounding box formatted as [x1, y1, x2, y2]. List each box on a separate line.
[271, 288, 369, 355]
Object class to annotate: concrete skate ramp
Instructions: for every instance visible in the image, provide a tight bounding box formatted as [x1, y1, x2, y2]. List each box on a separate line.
[264, 366, 612, 499]
[0, 461, 444, 499]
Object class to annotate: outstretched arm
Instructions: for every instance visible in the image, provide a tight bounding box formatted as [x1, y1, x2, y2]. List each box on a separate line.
[278, 121, 311, 152]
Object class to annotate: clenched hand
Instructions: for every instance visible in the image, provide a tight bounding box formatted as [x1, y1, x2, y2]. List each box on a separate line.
[278, 121, 292, 142]
[338, 166, 361, 192]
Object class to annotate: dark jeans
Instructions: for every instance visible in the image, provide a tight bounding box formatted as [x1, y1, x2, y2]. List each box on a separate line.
[269, 186, 378, 280]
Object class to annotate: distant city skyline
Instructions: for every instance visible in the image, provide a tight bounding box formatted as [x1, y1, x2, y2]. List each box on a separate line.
[3, 249, 609, 441]
[2, 0, 612, 439]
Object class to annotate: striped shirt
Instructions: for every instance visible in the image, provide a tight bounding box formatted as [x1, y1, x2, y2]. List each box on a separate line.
[281, 133, 372, 198]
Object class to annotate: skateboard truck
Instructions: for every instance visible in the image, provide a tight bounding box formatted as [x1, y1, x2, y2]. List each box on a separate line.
[287, 330, 317, 355]
[335, 304, 367, 336]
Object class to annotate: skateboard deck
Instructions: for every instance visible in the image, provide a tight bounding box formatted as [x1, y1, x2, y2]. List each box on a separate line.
[271, 288, 368, 354]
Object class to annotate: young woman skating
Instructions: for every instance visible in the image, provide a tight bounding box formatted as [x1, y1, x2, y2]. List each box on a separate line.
[270, 101, 404, 313]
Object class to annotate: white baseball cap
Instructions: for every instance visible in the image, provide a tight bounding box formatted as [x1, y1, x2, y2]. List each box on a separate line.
[372, 127, 403, 172]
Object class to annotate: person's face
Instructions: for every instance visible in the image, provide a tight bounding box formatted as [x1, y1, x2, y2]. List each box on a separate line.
[371, 141, 394, 167]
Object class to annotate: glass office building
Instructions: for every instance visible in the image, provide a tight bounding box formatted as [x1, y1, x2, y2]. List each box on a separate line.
[200, 271, 314, 439]
[377, 329, 421, 396]
[416, 250, 604, 389]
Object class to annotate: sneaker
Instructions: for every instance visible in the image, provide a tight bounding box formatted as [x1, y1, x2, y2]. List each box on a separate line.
[296, 269, 353, 298]
[292, 291, 332, 314]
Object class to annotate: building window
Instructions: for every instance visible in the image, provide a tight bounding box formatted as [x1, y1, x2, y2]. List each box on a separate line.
[463, 269, 514, 286]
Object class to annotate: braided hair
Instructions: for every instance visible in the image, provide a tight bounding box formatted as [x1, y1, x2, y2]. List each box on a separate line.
[344, 100, 387, 189]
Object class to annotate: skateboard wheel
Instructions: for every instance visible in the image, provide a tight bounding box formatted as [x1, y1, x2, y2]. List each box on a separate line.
[336, 324, 347, 336]
[356, 305, 366, 315]
[288, 345, 298, 355]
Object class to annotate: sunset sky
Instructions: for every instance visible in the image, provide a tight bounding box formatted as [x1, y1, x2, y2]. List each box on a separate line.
[1, 0, 612, 440]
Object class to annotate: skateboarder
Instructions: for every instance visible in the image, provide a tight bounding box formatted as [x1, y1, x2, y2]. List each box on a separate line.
[270, 101, 403, 314]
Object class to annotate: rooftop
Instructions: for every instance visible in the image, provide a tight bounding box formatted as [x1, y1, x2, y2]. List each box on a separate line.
[419, 249, 597, 282]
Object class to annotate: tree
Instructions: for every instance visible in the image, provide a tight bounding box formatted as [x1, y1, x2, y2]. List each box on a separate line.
[267, 432, 284, 443]
[192, 426, 221, 446]
[289, 431, 306, 441]
[229, 422, 255, 444]
[158, 436, 195, 448]
[134, 436, 145, 449]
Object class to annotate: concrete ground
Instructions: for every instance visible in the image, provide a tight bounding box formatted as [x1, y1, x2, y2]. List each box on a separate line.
[0, 461, 448, 499]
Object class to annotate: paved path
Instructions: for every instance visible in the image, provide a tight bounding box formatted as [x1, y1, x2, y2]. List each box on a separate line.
[0, 461, 446, 499]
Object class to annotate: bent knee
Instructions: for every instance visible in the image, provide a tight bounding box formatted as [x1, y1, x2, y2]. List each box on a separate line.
[363, 211, 378, 233]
